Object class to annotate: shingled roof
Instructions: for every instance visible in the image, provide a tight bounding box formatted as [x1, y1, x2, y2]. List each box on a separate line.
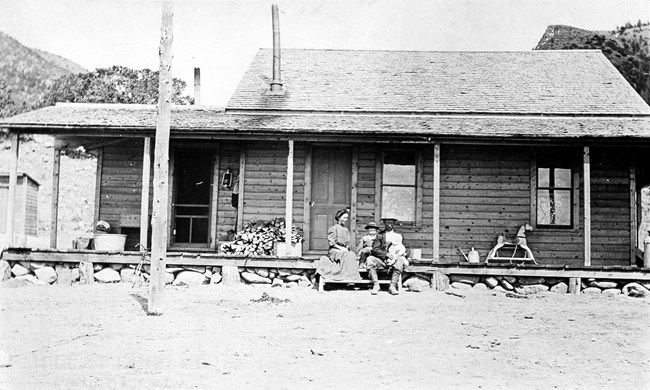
[3, 103, 650, 142]
[227, 49, 650, 116]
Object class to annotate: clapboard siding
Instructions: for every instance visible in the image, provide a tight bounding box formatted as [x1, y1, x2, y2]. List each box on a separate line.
[241, 142, 306, 233]
[215, 142, 240, 241]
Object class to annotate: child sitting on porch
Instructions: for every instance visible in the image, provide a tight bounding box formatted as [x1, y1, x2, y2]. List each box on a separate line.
[386, 230, 408, 267]
[357, 222, 380, 266]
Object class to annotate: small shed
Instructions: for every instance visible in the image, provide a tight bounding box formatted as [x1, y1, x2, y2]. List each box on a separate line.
[0, 172, 39, 237]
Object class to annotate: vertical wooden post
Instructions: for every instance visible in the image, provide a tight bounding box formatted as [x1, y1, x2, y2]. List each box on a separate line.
[416, 151, 424, 226]
[568, 277, 581, 294]
[284, 140, 294, 255]
[629, 161, 637, 266]
[433, 143, 441, 262]
[140, 137, 151, 251]
[193, 67, 201, 105]
[50, 148, 61, 248]
[236, 147, 246, 232]
[374, 148, 382, 222]
[93, 148, 103, 226]
[583, 146, 591, 267]
[6, 133, 19, 244]
[350, 146, 359, 247]
[209, 145, 220, 249]
[149, 1, 173, 315]
[302, 146, 312, 250]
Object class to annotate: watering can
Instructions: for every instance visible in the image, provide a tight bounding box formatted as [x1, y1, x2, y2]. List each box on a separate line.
[468, 247, 480, 263]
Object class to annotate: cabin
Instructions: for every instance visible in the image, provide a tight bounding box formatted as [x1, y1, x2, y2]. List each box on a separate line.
[2, 48, 650, 285]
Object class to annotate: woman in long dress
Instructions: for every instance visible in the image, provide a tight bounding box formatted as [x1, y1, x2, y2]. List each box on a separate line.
[316, 209, 362, 281]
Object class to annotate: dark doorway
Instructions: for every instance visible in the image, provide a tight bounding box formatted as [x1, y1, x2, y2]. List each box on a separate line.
[172, 149, 213, 247]
[309, 147, 352, 250]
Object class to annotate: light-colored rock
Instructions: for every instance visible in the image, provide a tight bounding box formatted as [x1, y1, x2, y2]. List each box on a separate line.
[492, 286, 507, 293]
[268, 270, 277, 280]
[109, 263, 123, 271]
[0, 349, 11, 367]
[271, 278, 284, 287]
[502, 276, 517, 284]
[55, 265, 72, 286]
[499, 279, 514, 291]
[120, 268, 136, 283]
[514, 284, 549, 295]
[16, 274, 37, 284]
[291, 269, 304, 275]
[33, 278, 49, 286]
[451, 281, 473, 290]
[11, 264, 30, 277]
[285, 281, 299, 288]
[164, 272, 175, 285]
[622, 282, 650, 298]
[602, 288, 622, 296]
[449, 275, 479, 286]
[93, 263, 104, 272]
[71, 268, 80, 282]
[285, 274, 302, 282]
[403, 276, 430, 292]
[240, 272, 272, 284]
[550, 282, 568, 294]
[184, 265, 206, 273]
[255, 268, 269, 278]
[641, 282, 650, 290]
[30, 261, 47, 270]
[483, 277, 499, 288]
[173, 271, 206, 286]
[298, 278, 312, 287]
[544, 278, 561, 285]
[211, 266, 222, 274]
[0, 260, 11, 281]
[19, 261, 31, 270]
[582, 287, 602, 295]
[94, 268, 121, 283]
[34, 267, 57, 284]
[221, 265, 241, 285]
[589, 281, 618, 289]
[205, 269, 213, 279]
[166, 267, 184, 273]
[473, 283, 488, 291]
[518, 277, 546, 285]
[210, 273, 222, 284]
[278, 269, 291, 277]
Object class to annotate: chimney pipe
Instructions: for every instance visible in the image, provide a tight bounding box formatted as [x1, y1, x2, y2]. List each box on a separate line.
[270, 4, 282, 92]
[193, 67, 201, 105]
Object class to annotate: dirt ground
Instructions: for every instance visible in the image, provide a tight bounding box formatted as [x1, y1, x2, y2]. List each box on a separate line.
[0, 283, 649, 390]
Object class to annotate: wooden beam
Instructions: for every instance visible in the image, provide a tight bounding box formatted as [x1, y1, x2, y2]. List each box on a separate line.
[416, 150, 424, 225]
[209, 144, 220, 249]
[93, 148, 103, 225]
[6, 133, 19, 243]
[237, 147, 246, 232]
[139, 137, 151, 251]
[302, 145, 312, 250]
[374, 147, 382, 221]
[350, 145, 359, 246]
[583, 146, 591, 266]
[630, 161, 637, 266]
[530, 156, 537, 227]
[149, 1, 173, 315]
[433, 143, 441, 262]
[50, 148, 61, 248]
[284, 140, 294, 255]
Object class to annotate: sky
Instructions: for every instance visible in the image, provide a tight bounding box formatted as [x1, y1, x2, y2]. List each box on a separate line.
[1, 0, 648, 106]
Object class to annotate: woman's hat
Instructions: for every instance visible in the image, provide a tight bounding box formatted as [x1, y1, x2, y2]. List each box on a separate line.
[365, 222, 380, 230]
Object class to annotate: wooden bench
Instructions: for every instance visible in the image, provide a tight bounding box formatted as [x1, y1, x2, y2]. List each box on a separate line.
[318, 269, 402, 292]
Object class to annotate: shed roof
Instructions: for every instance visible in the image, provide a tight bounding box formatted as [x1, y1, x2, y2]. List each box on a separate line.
[2, 103, 650, 142]
[227, 49, 650, 116]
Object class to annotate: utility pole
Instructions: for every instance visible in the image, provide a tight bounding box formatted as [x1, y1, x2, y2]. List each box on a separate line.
[149, 1, 173, 314]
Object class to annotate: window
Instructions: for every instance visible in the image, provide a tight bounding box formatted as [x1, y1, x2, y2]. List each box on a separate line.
[381, 151, 416, 222]
[536, 166, 573, 227]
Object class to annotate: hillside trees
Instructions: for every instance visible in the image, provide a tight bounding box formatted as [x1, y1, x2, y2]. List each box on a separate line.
[39, 65, 193, 106]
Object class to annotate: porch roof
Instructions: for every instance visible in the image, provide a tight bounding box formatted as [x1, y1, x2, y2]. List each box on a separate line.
[2, 103, 650, 142]
[227, 49, 650, 116]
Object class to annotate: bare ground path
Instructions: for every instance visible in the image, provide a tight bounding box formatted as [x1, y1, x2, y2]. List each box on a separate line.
[1, 283, 649, 389]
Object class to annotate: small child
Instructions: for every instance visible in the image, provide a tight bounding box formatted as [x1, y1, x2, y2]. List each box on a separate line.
[357, 222, 380, 265]
[386, 231, 408, 267]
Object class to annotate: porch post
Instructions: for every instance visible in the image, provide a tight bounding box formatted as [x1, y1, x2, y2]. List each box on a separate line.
[6, 132, 19, 244]
[149, 1, 173, 315]
[583, 146, 591, 266]
[350, 146, 359, 248]
[284, 140, 294, 255]
[50, 147, 61, 248]
[139, 137, 151, 251]
[433, 143, 441, 262]
[629, 161, 637, 266]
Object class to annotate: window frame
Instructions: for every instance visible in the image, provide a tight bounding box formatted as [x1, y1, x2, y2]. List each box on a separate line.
[530, 155, 579, 231]
[378, 148, 423, 226]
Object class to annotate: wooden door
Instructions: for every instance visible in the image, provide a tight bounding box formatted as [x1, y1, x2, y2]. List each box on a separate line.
[309, 147, 352, 250]
[171, 149, 213, 248]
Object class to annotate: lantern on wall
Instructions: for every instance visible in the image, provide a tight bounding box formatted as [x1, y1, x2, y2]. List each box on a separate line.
[221, 168, 233, 189]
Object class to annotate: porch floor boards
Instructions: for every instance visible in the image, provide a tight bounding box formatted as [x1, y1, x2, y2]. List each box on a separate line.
[3, 247, 650, 280]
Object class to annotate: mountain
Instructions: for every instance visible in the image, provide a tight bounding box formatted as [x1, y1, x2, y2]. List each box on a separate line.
[0, 30, 87, 117]
[534, 23, 650, 105]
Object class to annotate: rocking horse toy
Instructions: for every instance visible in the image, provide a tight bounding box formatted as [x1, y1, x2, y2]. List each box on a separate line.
[485, 222, 537, 264]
